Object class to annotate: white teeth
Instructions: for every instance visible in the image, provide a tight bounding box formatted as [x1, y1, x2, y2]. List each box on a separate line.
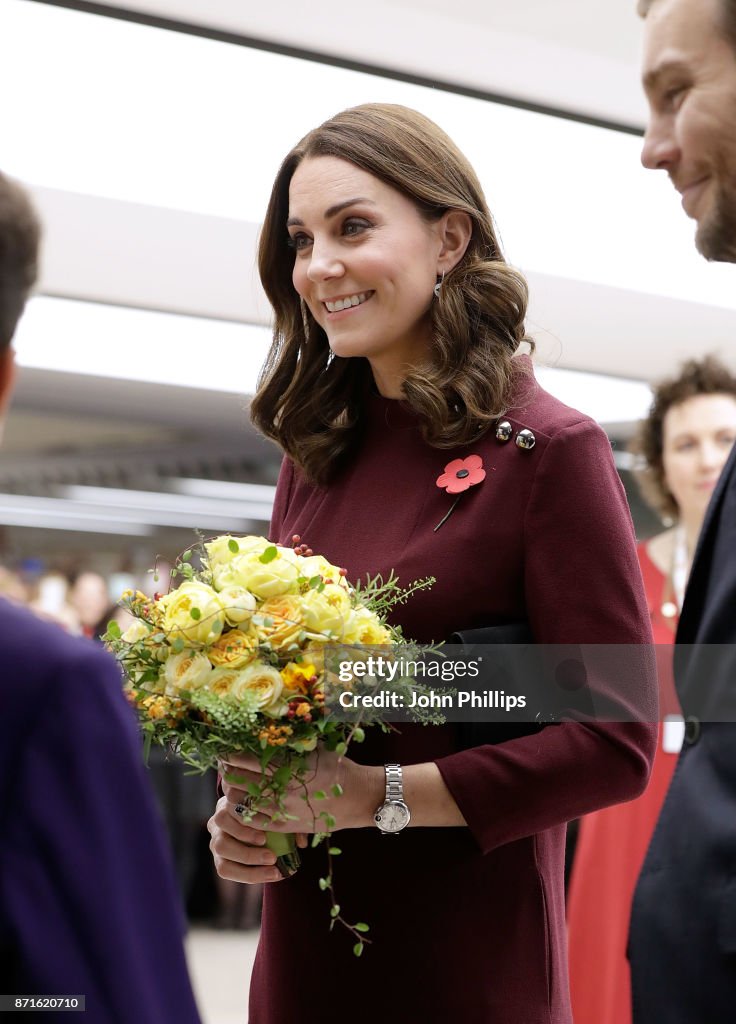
[325, 292, 369, 313]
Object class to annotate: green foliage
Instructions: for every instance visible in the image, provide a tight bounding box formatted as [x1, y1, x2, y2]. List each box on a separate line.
[102, 533, 442, 961]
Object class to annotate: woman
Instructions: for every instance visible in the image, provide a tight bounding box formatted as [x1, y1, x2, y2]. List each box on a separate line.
[207, 104, 656, 1024]
[567, 355, 736, 1024]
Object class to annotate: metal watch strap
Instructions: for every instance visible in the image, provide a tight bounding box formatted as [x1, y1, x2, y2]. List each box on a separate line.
[384, 763, 404, 801]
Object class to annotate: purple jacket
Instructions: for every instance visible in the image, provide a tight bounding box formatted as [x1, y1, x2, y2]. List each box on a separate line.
[0, 598, 201, 1023]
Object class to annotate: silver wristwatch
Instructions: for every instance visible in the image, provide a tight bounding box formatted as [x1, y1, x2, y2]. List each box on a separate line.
[374, 763, 411, 834]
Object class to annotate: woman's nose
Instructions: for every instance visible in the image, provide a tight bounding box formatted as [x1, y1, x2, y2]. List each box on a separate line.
[306, 240, 344, 283]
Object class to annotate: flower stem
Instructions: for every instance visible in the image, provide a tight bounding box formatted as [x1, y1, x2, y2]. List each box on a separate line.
[266, 831, 300, 877]
[433, 495, 462, 532]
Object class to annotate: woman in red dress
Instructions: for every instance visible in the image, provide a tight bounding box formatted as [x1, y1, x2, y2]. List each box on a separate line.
[567, 356, 736, 1024]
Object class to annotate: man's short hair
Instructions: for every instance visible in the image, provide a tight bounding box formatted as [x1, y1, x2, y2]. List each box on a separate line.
[637, 0, 736, 52]
[0, 172, 40, 351]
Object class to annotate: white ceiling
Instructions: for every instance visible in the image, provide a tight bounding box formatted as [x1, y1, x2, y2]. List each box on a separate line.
[3, 0, 734, 553]
[90, 0, 649, 127]
[398, 0, 642, 65]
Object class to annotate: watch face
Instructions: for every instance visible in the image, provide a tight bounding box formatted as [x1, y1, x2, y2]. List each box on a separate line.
[375, 801, 410, 832]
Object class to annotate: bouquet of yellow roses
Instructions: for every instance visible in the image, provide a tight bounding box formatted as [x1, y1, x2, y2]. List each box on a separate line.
[104, 533, 437, 951]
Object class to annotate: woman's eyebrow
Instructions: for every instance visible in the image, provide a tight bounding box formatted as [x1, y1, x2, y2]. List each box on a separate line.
[287, 197, 375, 227]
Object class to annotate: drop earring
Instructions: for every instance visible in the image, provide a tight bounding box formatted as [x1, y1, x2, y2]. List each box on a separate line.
[433, 270, 445, 299]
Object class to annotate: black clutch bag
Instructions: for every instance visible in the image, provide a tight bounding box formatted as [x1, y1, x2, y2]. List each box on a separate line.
[449, 622, 598, 750]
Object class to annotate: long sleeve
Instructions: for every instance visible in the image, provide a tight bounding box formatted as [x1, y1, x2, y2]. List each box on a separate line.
[435, 418, 658, 854]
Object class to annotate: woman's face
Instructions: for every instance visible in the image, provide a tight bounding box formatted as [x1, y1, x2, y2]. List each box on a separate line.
[287, 156, 443, 391]
[662, 392, 736, 519]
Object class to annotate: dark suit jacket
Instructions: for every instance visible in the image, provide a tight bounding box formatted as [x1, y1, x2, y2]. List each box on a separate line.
[0, 598, 202, 1023]
[630, 443, 736, 1023]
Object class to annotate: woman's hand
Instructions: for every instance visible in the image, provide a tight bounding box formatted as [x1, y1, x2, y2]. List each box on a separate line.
[219, 750, 383, 835]
[207, 796, 301, 884]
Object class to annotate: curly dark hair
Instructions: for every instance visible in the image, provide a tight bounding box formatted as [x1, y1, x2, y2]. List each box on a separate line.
[0, 171, 40, 350]
[632, 355, 736, 519]
[251, 103, 533, 486]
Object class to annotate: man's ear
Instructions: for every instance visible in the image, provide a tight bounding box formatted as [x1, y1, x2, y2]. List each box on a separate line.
[0, 346, 17, 415]
[437, 209, 473, 275]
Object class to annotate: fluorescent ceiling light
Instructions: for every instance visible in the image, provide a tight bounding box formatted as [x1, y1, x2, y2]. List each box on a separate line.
[60, 484, 273, 524]
[14, 295, 651, 424]
[0, 494, 154, 535]
[535, 366, 652, 424]
[2, 0, 734, 311]
[171, 478, 278, 502]
[14, 297, 272, 394]
[0, 489, 271, 535]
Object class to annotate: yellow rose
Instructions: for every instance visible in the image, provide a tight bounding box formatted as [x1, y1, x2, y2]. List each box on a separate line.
[300, 585, 352, 640]
[214, 548, 300, 599]
[297, 554, 346, 585]
[208, 628, 259, 669]
[121, 619, 150, 644]
[237, 663, 287, 717]
[254, 595, 305, 654]
[342, 606, 392, 646]
[164, 650, 213, 693]
[217, 585, 257, 626]
[207, 666, 249, 698]
[160, 581, 225, 645]
[205, 534, 270, 571]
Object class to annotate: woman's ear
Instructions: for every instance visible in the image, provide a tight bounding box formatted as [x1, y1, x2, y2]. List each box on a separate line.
[437, 210, 473, 274]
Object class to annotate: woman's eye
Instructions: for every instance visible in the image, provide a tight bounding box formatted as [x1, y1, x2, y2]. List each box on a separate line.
[719, 433, 736, 446]
[343, 218, 370, 237]
[287, 232, 311, 252]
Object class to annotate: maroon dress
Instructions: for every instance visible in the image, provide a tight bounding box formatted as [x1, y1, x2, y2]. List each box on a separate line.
[248, 359, 656, 1024]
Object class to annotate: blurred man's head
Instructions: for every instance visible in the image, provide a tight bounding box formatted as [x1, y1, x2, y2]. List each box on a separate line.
[0, 171, 40, 433]
[639, 0, 736, 262]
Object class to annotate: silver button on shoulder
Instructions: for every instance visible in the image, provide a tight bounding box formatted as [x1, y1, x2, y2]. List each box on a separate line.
[495, 420, 513, 443]
[515, 428, 536, 450]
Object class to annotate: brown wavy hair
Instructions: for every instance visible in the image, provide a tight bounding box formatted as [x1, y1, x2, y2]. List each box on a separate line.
[0, 171, 40, 350]
[632, 354, 736, 519]
[251, 103, 533, 485]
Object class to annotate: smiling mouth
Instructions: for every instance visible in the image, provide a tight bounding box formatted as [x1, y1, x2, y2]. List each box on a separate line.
[679, 177, 709, 212]
[323, 291, 374, 313]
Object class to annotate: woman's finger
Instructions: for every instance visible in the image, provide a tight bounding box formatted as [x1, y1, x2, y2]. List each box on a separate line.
[210, 797, 268, 844]
[212, 857, 283, 884]
[221, 753, 261, 773]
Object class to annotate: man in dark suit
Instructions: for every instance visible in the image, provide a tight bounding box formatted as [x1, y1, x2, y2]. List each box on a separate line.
[0, 173, 202, 1021]
[629, 1, 736, 1020]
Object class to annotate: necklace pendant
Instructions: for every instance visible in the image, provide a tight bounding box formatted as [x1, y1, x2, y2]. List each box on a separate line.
[661, 600, 678, 619]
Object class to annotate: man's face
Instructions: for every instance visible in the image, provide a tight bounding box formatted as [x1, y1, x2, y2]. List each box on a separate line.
[641, 0, 736, 262]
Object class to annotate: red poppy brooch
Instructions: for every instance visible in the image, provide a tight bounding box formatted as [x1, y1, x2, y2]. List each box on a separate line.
[434, 455, 486, 531]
